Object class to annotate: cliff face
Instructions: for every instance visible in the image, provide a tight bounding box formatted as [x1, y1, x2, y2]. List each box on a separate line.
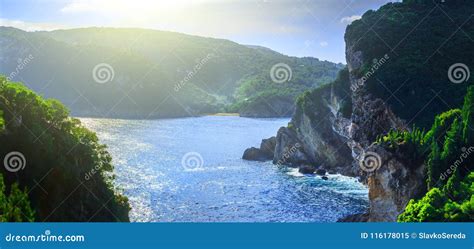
[345, 40, 423, 221]
[273, 68, 355, 176]
[270, 47, 425, 221]
[267, 0, 474, 221]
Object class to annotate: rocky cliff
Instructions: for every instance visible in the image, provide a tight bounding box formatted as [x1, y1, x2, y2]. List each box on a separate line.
[272, 68, 355, 176]
[244, 0, 474, 222]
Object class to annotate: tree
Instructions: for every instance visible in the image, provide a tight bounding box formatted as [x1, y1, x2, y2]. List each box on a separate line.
[462, 86, 474, 144]
[0, 76, 130, 221]
[0, 173, 35, 222]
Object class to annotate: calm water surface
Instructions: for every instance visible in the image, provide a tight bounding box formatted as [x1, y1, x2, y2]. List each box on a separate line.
[80, 116, 368, 222]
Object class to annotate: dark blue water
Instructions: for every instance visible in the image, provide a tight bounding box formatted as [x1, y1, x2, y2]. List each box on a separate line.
[81, 116, 368, 222]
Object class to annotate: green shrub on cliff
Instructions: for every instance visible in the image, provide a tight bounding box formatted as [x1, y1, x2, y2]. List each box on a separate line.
[0, 111, 4, 132]
[425, 87, 474, 189]
[377, 127, 428, 167]
[395, 86, 474, 222]
[0, 173, 35, 222]
[398, 172, 473, 222]
[0, 76, 129, 221]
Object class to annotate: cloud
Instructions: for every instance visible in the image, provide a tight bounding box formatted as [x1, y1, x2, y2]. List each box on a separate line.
[57, 0, 307, 36]
[0, 18, 68, 31]
[340, 15, 362, 25]
[319, 41, 328, 47]
[60, 2, 97, 13]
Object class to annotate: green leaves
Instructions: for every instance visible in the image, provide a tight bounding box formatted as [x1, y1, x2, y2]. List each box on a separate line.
[345, 0, 474, 128]
[0, 76, 130, 221]
[0, 174, 35, 222]
[398, 172, 473, 222]
[397, 87, 474, 222]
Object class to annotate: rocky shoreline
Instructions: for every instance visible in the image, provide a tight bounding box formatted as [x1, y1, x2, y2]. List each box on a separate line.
[242, 19, 420, 223]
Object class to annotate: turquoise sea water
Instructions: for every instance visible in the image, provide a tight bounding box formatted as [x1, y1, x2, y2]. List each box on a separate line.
[81, 116, 368, 222]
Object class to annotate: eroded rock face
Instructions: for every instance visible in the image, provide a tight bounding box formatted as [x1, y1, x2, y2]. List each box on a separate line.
[255, 19, 429, 223]
[272, 82, 355, 175]
[363, 145, 425, 221]
[273, 127, 309, 166]
[346, 43, 424, 221]
[242, 136, 276, 162]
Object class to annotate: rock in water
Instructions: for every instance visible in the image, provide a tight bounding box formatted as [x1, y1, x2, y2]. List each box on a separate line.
[298, 165, 316, 174]
[273, 127, 309, 166]
[242, 147, 270, 161]
[242, 137, 276, 162]
[260, 137, 276, 157]
[315, 169, 327, 176]
[337, 213, 369, 222]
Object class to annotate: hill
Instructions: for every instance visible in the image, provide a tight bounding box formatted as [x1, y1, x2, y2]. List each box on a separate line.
[0, 27, 343, 118]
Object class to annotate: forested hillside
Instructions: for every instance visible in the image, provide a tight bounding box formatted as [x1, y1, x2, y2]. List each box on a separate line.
[0, 27, 342, 118]
[345, 0, 474, 128]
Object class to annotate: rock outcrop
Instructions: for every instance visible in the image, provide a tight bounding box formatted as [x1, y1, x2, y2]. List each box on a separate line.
[362, 145, 425, 221]
[273, 127, 309, 166]
[242, 137, 276, 161]
[247, 0, 473, 222]
[345, 33, 424, 221]
[272, 70, 355, 176]
[298, 165, 316, 174]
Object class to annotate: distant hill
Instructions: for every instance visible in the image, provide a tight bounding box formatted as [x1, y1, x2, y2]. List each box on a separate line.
[0, 27, 343, 118]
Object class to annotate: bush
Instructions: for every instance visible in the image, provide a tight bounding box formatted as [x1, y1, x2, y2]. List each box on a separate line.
[0, 76, 130, 221]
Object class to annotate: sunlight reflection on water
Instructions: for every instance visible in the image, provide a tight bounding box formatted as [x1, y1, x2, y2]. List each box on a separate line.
[80, 116, 368, 222]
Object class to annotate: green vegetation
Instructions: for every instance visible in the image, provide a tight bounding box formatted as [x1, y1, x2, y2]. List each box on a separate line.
[0, 173, 35, 222]
[378, 86, 474, 221]
[377, 127, 428, 167]
[0, 110, 4, 132]
[0, 27, 342, 118]
[398, 172, 473, 222]
[345, 0, 474, 128]
[0, 76, 129, 221]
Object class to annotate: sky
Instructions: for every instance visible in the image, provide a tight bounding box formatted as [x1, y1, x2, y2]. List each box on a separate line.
[0, 0, 399, 63]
